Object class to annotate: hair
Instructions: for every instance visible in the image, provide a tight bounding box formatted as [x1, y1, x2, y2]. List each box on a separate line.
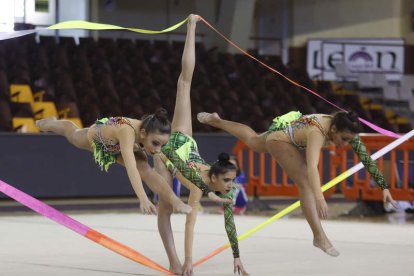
[140, 107, 171, 134]
[331, 111, 360, 133]
[209, 152, 237, 178]
[229, 155, 241, 177]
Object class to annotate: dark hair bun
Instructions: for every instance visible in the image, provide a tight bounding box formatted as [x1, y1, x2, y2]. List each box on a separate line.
[218, 152, 230, 162]
[154, 107, 168, 120]
[140, 108, 171, 134]
[347, 111, 359, 122]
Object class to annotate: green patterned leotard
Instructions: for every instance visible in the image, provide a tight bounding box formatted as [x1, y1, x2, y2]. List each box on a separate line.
[267, 111, 389, 190]
[161, 131, 240, 258]
[91, 117, 135, 172]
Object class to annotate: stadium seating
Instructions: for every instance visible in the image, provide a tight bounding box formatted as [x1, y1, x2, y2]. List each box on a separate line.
[0, 35, 411, 134]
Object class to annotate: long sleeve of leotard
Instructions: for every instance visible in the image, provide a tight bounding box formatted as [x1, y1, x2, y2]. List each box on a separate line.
[349, 135, 389, 190]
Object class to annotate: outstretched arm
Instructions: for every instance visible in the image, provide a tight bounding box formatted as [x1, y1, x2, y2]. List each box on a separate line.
[118, 127, 157, 215]
[222, 193, 240, 258]
[349, 135, 398, 208]
[349, 135, 388, 189]
[306, 130, 328, 219]
[222, 192, 249, 275]
[306, 130, 325, 198]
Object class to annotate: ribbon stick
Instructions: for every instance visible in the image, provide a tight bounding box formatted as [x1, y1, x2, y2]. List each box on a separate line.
[0, 180, 172, 275]
[194, 129, 414, 267]
[0, 18, 189, 40]
[198, 16, 401, 138]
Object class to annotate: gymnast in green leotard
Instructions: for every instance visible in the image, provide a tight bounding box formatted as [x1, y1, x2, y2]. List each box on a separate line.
[198, 109, 398, 258]
[153, 14, 249, 276]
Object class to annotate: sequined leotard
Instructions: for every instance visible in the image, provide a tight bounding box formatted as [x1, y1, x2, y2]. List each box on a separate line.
[91, 117, 135, 172]
[266, 111, 389, 190]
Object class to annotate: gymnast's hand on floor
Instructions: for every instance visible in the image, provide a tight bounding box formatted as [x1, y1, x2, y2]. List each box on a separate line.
[208, 192, 233, 205]
[234, 258, 249, 275]
[383, 189, 399, 209]
[316, 198, 328, 219]
[182, 258, 193, 276]
[139, 197, 158, 215]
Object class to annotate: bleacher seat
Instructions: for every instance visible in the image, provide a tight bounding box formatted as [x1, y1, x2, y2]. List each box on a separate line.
[9, 102, 34, 117]
[32, 101, 58, 119]
[56, 102, 83, 128]
[0, 34, 410, 133]
[12, 117, 39, 133]
[10, 84, 34, 103]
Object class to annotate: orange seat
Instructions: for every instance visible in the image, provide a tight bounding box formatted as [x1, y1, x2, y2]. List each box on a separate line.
[10, 84, 34, 103]
[32, 101, 58, 119]
[12, 117, 39, 133]
[56, 102, 83, 128]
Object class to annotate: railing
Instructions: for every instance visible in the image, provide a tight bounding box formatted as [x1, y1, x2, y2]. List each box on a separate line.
[232, 134, 414, 201]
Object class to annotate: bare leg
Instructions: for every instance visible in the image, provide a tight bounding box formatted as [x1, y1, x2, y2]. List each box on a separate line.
[159, 199, 183, 275]
[182, 187, 202, 276]
[111, 155, 191, 216]
[137, 159, 191, 214]
[266, 140, 339, 257]
[36, 117, 90, 151]
[170, 17, 197, 137]
[197, 112, 267, 153]
[153, 156, 183, 274]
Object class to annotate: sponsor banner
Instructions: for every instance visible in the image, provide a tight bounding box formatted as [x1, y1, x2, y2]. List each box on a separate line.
[307, 39, 405, 81]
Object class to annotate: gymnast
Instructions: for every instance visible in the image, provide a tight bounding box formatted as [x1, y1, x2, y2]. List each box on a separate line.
[153, 14, 249, 275]
[198, 109, 399, 257]
[35, 109, 197, 215]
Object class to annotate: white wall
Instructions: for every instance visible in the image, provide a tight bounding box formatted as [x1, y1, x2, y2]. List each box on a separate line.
[96, 0, 197, 41]
[23, 0, 410, 52]
[23, 0, 89, 38]
[57, 0, 89, 38]
[291, 0, 402, 46]
[254, 0, 289, 57]
[25, 0, 56, 26]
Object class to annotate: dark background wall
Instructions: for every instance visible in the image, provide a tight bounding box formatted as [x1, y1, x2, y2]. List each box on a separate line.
[0, 133, 237, 198]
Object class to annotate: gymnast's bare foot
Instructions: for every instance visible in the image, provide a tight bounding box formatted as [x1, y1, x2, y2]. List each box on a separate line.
[169, 262, 183, 275]
[170, 195, 192, 214]
[197, 112, 220, 126]
[35, 117, 57, 131]
[313, 237, 340, 257]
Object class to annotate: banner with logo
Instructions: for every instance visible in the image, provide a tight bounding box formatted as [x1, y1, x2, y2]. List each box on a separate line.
[307, 39, 405, 81]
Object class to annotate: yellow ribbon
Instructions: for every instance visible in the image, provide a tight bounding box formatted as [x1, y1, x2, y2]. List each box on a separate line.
[46, 18, 189, 34]
[193, 169, 352, 267]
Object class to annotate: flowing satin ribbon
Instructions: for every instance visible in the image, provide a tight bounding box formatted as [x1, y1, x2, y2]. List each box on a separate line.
[0, 180, 172, 274]
[198, 16, 401, 138]
[193, 128, 414, 267]
[0, 18, 189, 40]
